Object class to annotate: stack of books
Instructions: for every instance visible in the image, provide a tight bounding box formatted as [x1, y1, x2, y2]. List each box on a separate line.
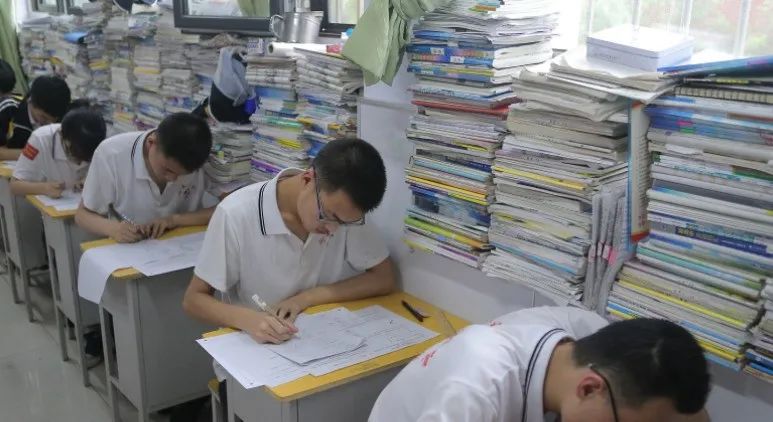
[248, 56, 305, 182]
[205, 123, 255, 192]
[483, 59, 629, 303]
[295, 49, 362, 158]
[186, 34, 245, 105]
[19, 15, 54, 79]
[608, 56, 773, 376]
[157, 10, 199, 115]
[133, 40, 163, 130]
[105, 8, 136, 133]
[79, 1, 112, 121]
[748, 284, 773, 384]
[402, 4, 558, 269]
[51, 17, 93, 100]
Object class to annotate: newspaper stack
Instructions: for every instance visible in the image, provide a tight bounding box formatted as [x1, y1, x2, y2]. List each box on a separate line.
[482, 59, 630, 304]
[607, 57, 773, 376]
[205, 123, 255, 194]
[105, 10, 136, 132]
[186, 34, 245, 104]
[19, 15, 54, 78]
[295, 49, 362, 158]
[402, 3, 558, 269]
[248, 55, 303, 182]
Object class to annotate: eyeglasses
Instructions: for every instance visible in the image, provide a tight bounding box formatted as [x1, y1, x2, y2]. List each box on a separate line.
[589, 364, 620, 422]
[312, 168, 365, 226]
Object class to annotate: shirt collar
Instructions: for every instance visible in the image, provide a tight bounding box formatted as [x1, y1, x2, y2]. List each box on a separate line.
[258, 167, 304, 236]
[131, 131, 154, 181]
[522, 328, 570, 422]
[52, 130, 68, 161]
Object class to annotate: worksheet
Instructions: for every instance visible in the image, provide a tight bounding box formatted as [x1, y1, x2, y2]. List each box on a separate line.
[35, 190, 82, 211]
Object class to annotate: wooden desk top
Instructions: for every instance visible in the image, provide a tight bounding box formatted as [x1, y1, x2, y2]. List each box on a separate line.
[0, 162, 15, 178]
[203, 291, 469, 402]
[80, 225, 207, 280]
[27, 195, 77, 219]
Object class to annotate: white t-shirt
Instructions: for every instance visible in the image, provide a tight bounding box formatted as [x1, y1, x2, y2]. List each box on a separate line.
[81, 130, 210, 224]
[194, 167, 390, 308]
[12, 124, 88, 188]
[369, 307, 609, 422]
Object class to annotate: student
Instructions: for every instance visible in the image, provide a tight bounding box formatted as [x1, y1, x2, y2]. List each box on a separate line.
[183, 138, 396, 341]
[369, 307, 711, 422]
[0, 75, 71, 161]
[10, 102, 106, 198]
[75, 112, 215, 243]
[0, 59, 19, 147]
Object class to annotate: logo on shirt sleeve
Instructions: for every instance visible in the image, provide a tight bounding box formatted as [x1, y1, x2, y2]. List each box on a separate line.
[22, 143, 39, 160]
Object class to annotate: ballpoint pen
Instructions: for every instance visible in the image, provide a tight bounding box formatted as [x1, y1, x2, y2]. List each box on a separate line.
[251, 294, 300, 338]
[401, 300, 425, 323]
[109, 203, 147, 238]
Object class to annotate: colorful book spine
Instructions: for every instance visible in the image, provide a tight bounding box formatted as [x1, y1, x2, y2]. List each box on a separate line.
[648, 216, 772, 258]
[407, 44, 496, 58]
[411, 53, 495, 67]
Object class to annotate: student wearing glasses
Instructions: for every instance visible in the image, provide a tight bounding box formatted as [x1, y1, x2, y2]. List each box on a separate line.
[370, 307, 711, 422]
[183, 138, 396, 343]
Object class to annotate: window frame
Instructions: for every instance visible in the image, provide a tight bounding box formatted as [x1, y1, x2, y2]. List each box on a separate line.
[172, 0, 283, 36]
[32, 0, 64, 14]
[310, 0, 356, 36]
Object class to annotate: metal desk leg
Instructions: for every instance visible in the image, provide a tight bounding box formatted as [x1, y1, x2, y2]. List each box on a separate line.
[100, 305, 121, 422]
[128, 279, 150, 422]
[47, 243, 69, 362]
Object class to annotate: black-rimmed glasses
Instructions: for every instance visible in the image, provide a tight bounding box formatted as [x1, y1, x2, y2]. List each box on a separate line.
[589, 364, 620, 422]
[313, 168, 365, 226]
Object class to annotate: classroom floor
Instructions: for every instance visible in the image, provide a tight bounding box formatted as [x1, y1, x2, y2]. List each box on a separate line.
[0, 267, 172, 422]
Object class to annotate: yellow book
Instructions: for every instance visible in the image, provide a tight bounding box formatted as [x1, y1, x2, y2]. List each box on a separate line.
[493, 166, 586, 191]
[405, 217, 485, 249]
[406, 176, 488, 205]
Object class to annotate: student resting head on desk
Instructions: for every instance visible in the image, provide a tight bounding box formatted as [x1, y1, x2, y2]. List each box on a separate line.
[74, 112, 216, 243]
[369, 306, 711, 422]
[10, 100, 106, 198]
[0, 75, 72, 162]
[183, 138, 397, 344]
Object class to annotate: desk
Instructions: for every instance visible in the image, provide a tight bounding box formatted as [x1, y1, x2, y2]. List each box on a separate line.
[0, 162, 47, 320]
[28, 195, 99, 387]
[81, 226, 215, 422]
[205, 292, 468, 422]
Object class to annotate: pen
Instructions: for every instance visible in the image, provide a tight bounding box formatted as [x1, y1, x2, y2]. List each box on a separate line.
[109, 204, 147, 238]
[402, 300, 425, 323]
[251, 294, 300, 337]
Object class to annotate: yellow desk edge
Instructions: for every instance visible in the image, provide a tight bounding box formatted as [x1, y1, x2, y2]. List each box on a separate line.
[0, 163, 14, 179]
[27, 195, 77, 219]
[202, 291, 469, 402]
[80, 225, 207, 280]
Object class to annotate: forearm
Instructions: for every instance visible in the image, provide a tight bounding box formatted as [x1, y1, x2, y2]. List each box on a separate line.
[0, 147, 21, 161]
[172, 206, 215, 228]
[300, 258, 397, 307]
[75, 204, 116, 237]
[10, 179, 50, 196]
[183, 277, 254, 330]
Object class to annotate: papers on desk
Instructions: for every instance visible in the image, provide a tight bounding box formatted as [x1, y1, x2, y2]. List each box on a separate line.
[35, 190, 81, 212]
[78, 232, 204, 303]
[2, 160, 16, 168]
[197, 306, 439, 389]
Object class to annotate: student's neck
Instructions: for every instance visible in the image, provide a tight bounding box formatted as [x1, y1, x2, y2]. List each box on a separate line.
[276, 174, 309, 241]
[142, 137, 166, 191]
[543, 341, 577, 415]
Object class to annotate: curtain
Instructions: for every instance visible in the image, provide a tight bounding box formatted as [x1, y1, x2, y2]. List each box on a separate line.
[342, 0, 450, 86]
[238, 0, 271, 17]
[0, 0, 27, 94]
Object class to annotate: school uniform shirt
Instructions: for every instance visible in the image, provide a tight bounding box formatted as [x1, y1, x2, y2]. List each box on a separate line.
[0, 95, 20, 145]
[3, 99, 35, 149]
[12, 124, 88, 188]
[368, 306, 609, 422]
[81, 130, 211, 224]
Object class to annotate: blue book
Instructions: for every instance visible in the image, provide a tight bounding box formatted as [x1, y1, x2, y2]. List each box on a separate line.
[748, 361, 773, 375]
[746, 350, 773, 368]
[659, 54, 773, 77]
[408, 44, 498, 58]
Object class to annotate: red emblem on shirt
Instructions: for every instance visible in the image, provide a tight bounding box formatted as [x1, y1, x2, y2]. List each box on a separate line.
[421, 350, 437, 367]
[22, 143, 39, 160]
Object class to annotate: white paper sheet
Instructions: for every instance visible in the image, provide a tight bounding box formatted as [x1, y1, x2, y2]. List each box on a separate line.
[264, 308, 365, 365]
[77, 232, 205, 303]
[35, 190, 81, 211]
[2, 160, 16, 168]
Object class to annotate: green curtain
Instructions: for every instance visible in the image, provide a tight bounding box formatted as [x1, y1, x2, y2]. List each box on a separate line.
[342, 0, 450, 86]
[0, 0, 27, 94]
[238, 0, 271, 17]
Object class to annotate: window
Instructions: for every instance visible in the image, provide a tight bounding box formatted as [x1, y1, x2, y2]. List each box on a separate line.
[311, 0, 363, 34]
[32, 0, 63, 13]
[173, 0, 280, 35]
[554, 0, 772, 57]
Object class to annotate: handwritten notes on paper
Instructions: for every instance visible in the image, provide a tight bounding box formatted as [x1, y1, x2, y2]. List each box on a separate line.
[197, 306, 439, 389]
[35, 190, 82, 211]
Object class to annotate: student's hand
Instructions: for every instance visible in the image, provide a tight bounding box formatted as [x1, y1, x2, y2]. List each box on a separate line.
[44, 182, 65, 198]
[273, 293, 311, 323]
[239, 309, 298, 344]
[72, 180, 85, 193]
[141, 215, 178, 239]
[110, 221, 144, 244]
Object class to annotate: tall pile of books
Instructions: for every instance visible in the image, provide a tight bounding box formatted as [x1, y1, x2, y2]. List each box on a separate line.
[206, 124, 255, 192]
[19, 15, 54, 79]
[133, 40, 163, 130]
[187, 34, 245, 105]
[295, 49, 362, 158]
[52, 16, 93, 100]
[105, 9, 136, 133]
[80, 1, 112, 120]
[483, 61, 629, 303]
[402, 3, 557, 269]
[157, 10, 199, 115]
[750, 285, 773, 383]
[607, 56, 773, 377]
[249, 55, 304, 182]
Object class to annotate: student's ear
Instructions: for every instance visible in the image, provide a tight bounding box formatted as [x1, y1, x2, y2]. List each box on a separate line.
[576, 371, 604, 400]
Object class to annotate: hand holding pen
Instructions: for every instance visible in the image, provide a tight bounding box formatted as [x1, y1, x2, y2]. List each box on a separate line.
[108, 204, 146, 243]
[250, 294, 300, 344]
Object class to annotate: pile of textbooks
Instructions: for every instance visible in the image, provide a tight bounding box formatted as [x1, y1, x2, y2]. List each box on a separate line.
[608, 56, 773, 377]
[206, 123, 255, 193]
[19, 15, 54, 79]
[403, 2, 558, 269]
[156, 9, 199, 114]
[105, 9, 136, 132]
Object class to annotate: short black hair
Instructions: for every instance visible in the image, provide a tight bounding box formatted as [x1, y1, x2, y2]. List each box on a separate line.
[0, 59, 15, 94]
[156, 112, 212, 172]
[61, 106, 107, 163]
[28, 76, 71, 121]
[311, 139, 387, 213]
[573, 318, 710, 414]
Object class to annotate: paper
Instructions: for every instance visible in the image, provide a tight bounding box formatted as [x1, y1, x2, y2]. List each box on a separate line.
[2, 160, 16, 168]
[35, 190, 81, 211]
[264, 308, 365, 365]
[78, 232, 205, 303]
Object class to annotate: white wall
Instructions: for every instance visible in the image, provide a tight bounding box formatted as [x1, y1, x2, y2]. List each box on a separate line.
[357, 52, 773, 421]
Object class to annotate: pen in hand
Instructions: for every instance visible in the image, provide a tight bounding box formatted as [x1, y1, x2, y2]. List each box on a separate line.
[251, 294, 300, 338]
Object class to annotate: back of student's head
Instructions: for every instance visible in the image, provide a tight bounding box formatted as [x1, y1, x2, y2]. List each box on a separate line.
[28, 76, 71, 121]
[572, 318, 710, 414]
[311, 139, 387, 213]
[156, 112, 212, 172]
[61, 104, 107, 163]
[0, 59, 15, 94]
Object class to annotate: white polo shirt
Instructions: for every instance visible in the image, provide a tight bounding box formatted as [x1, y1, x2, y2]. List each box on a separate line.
[369, 307, 609, 422]
[12, 124, 89, 188]
[81, 130, 210, 224]
[194, 168, 390, 308]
